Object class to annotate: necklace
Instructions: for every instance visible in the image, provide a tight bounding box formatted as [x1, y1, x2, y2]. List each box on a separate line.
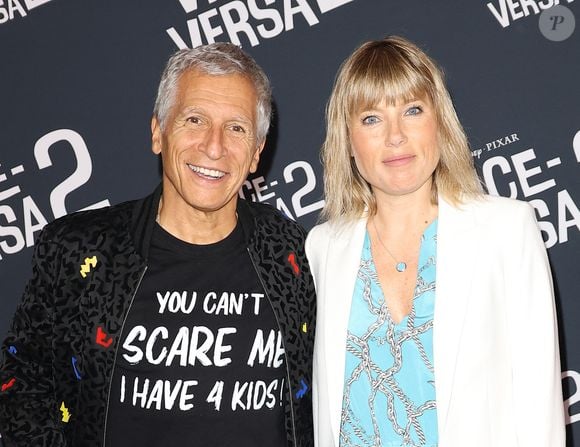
[371, 219, 407, 273]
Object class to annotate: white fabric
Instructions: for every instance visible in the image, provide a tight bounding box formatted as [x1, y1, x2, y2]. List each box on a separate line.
[306, 195, 565, 447]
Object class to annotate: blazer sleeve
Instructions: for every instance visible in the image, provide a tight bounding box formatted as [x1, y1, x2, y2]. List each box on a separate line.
[504, 203, 565, 445]
[0, 226, 66, 446]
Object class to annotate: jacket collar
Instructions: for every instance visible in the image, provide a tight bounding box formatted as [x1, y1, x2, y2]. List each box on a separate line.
[433, 195, 479, 436]
[236, 198, 258, 244]
[129, 183, 162, 262]
[129, 184, 259, 261]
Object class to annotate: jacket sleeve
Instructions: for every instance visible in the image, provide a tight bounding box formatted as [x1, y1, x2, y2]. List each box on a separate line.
[505, 203, 565, 445]
[0, 226, 66, 446]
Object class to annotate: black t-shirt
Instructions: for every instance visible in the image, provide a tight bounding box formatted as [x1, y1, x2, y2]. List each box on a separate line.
[105, 221, 287, 446]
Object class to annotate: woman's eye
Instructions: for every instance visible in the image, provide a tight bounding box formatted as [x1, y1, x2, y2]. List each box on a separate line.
[405, 106, 423, 116]
[362, 115, 379, 125]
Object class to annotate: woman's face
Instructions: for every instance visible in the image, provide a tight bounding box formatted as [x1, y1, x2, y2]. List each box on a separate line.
[349, 96, 440, 202]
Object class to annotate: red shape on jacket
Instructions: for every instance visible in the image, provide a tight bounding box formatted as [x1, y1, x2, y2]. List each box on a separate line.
[96, 326, 113, 348]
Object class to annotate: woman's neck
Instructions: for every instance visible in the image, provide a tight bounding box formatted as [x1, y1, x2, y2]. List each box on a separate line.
[372, 186, 438, 234]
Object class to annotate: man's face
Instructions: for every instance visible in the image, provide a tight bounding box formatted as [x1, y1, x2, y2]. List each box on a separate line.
[152, 69, 264, 221]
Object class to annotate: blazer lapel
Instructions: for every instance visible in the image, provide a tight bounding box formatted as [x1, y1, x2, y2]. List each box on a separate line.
[322, 219, 367, 442]
[434, 198, 480, 437]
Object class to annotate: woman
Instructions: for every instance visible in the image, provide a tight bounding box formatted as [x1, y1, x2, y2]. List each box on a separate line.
[306, 36, 564, 446]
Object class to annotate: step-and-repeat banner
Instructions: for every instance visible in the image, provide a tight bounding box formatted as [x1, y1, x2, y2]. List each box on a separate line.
[1, 0, 579, 444]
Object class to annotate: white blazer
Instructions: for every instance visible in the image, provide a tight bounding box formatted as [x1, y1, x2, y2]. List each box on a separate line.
[305, 195, 565, 447]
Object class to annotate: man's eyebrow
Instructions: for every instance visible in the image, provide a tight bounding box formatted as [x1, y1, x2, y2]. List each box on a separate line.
[177, 106, 204, 115]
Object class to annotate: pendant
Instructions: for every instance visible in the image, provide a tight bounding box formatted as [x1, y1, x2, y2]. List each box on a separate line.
[395, 262, 407, 273]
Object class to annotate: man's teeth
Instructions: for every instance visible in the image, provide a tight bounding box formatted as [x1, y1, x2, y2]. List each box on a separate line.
[188, 164, 225, 178]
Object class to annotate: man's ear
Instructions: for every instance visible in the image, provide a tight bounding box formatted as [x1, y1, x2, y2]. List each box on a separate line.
[151, 116, 162, 155]
[249, 140, 266, 174]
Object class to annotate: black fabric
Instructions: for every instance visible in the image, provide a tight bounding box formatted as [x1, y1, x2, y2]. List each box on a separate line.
[106, 222, 286, 446]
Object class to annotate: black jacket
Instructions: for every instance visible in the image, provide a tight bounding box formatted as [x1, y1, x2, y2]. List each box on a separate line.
[0, 186, 315, 446]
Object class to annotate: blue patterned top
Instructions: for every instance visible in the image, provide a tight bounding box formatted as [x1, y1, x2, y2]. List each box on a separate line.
[340, 219, 438, 447]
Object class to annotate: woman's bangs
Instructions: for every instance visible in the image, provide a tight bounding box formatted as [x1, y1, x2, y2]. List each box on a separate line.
[346, 57, 433, 115]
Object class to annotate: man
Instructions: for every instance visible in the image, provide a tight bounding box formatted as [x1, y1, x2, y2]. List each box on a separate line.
[0, 43, 315, 447]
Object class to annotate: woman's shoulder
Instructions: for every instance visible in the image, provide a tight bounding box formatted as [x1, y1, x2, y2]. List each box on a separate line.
[307, 220, 333, 241]
[308, 217, 366, 241]
[451, 195, 538, 238]
[454, 194, 534, 220]
[306, 218, 366, 262]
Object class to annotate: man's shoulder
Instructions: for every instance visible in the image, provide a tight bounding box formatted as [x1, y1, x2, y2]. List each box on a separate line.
[243, 200, 307, 240]
[41, 199, 137, 243]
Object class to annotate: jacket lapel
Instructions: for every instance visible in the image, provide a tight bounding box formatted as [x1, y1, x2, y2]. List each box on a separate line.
[434, 198, 480, 437]
[321, 219, 367, 442]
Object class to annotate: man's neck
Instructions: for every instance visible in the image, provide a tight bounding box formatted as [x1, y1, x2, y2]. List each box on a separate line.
[156, 198, 238, 245]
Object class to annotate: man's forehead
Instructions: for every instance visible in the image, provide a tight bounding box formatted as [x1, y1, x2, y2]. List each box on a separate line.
[179, 69, 255, 92]
[176, 70, 257, 106]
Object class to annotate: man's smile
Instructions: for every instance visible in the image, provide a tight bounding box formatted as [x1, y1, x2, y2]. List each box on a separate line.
[187, 163, 226, 179]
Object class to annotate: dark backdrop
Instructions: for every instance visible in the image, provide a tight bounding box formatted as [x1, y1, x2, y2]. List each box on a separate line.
[1, 0, 579, 444]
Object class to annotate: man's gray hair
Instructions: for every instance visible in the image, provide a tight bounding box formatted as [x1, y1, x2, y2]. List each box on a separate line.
[154, 42, 272, 143]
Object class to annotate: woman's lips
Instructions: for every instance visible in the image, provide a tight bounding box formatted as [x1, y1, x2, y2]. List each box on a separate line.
[382, 154, 415, 167]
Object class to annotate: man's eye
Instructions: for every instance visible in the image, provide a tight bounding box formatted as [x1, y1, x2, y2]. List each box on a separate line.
[186, 116, 201, 124]
[362, 115, 379, 125]
[231, 125, 246, 133]
[405, 106, 423, 116]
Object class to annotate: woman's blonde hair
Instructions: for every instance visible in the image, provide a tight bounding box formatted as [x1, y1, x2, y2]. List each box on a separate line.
[320, 36, 482, 223]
